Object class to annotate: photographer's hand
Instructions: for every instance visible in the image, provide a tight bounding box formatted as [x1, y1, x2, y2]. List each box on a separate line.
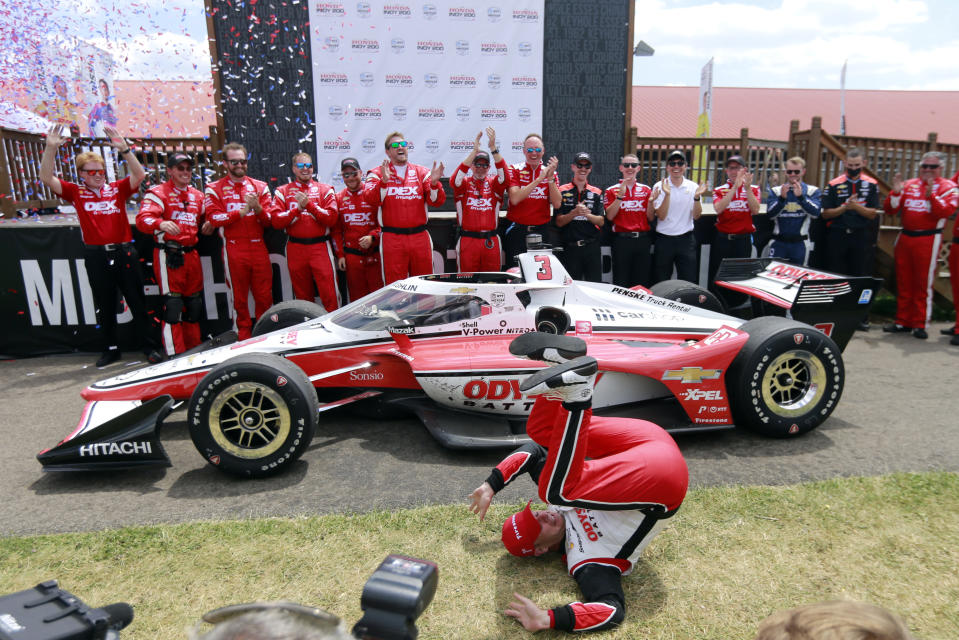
[468, 482, 494, 521]
[505, 593, 551, 631]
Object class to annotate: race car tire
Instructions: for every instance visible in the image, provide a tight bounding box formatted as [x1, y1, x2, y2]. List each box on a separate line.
[650, 280, 726, 314]
[727, 316, 844, 438]
[188, 353, 319, 478]
[252, 300, 327, 337]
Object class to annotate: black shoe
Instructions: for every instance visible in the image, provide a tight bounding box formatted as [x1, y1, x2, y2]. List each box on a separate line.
[857, 321, 871, 332]
[951, 334, 959, 346]
[882, 323, 911, 333]
[145, 350, 165, 364]
[912, 328, 928, 340]
[96, 350, 121, 367]
[940, 327, 957, 336]
[519, 356, 598, 396]
[509, 332, 587, 363]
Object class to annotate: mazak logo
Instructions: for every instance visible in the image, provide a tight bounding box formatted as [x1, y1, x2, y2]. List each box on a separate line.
[354, 107, 382, 120]
[511, 75, 538, 89]
[487, 6, 502, 21]
[383, 4, 411, 17]
[683, 388, 724, 401]
[449, 139, 473, 151]
[481, 108, 507, 121]
[421, 3, 437, 18]
[351, 38, 379, 51]
[481, 42, 508, 55]
[425, 138, 440, 154]
[662, 367, 722, 384]
[449, 6, 476, 19]
[322, 139, 352, 152]
[487, 74, 501, 89]
[385, 73, 413, 87]
[356, 2, 371, 17]
[456, 106, 471, 120]
[319, 72, 348, 85]
[392, 106, 407, 120]
[449, 75, 477, 88]
[416, 40, 444, 54]
[512, 8, 538, 21]
[323, 36, 340, 52]
[455, 40, 470, 55]
[418, 107, 445, 120]
[391, 37, 405, 53]
[359, 72, 374, 86]
[315, 2, 345, 17]
[424, 72, 438, 87]
[518, 107, 531, 121]
[362, 138, 376, 153]
[328, 105, 345, 120]
[517, 41, 533, 56]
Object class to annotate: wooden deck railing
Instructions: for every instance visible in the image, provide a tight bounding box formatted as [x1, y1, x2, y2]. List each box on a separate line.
[0, 127, 222, 217]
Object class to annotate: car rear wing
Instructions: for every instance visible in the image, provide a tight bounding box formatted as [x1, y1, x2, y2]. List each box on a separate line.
[714, 258, 882, 351]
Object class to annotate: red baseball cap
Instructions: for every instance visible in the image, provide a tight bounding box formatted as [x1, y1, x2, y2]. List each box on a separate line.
[501, 501, 542, 557]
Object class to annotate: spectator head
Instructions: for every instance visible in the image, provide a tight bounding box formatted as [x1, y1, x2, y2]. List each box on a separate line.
[221, 142, 248, 179]
[754, 600, 915, 640]
[919, 151, 945, 179]
[292, 152, 314, 182]
[384, 132, 408, 165]
[167, 152, 195, 188]
[844, 148, 864, 177]
[523, 134, 545, 165]
[571, 152, 593, 183]
[472, 150, 491, 179]
[784, 156, 806, 183]
[75, 151, 106, 189]
[341, 157, 362, 190]
[191, 601, 353, 640]
[620, 154, 639, 179]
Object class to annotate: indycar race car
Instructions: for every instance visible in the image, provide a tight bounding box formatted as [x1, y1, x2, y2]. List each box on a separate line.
[38, 251, 880, 478]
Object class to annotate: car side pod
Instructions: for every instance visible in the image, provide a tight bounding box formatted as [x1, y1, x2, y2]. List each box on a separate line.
[37, 396, 174, 471]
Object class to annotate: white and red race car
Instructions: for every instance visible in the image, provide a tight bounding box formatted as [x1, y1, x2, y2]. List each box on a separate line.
[38, 252, 879, 478]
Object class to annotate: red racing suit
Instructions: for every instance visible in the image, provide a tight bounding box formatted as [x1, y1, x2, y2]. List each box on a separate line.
[334, 187, 383, 302]
[883, 176, 959, 329]
[485, 396, 688, 632]
[271, 179, 340, 311]
[204, 176, 274, 340]
[136, 180, 205, 355]
[450, 159, 508, 272]
[363, 162, 445, 284]
[951, 170, 959, 333]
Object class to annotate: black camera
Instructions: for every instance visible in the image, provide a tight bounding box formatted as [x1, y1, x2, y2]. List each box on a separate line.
[0, 581, 133, 640]
[352, 555, 438, 640]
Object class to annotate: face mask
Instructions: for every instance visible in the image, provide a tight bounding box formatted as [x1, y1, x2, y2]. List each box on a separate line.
[846, 167, 862, 178]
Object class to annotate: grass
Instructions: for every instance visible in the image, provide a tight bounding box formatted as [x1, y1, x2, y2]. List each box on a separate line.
[2, 473, 957, 639]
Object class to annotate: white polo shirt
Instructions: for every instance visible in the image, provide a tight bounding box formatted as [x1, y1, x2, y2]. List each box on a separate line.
[652, 177, 698, 236]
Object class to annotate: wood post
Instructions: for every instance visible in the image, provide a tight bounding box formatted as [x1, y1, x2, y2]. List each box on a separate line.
[807, 116, 823, 187]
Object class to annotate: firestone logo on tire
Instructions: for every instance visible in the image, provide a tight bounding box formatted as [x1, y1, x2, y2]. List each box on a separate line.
[276, 376, 288, 387]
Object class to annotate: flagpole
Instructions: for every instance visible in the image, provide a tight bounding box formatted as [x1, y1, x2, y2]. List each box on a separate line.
[840, 60, 847, 136]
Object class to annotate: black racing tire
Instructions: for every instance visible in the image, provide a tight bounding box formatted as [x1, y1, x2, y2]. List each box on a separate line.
[650, 279, 726, 314]
[188, 353, 318, 478]
[727, 316, 844, 438]
[252, 300, 326, 337]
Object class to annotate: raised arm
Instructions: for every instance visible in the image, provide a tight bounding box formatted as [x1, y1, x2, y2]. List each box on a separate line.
[39, 125, 67, 196]
[104, 126, 145, 190]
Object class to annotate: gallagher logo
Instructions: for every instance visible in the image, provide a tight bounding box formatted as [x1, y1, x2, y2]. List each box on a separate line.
[323, 36, 340, 52]
[418, 107, 445, 120]
[319, 72, 348, 86]
[354, 107, 382, 120]
[517, 41, 533, 56]
[512, 8, 538, 21]
[487, 6, 502, 21]
[481, 108, 507, 121]
[456, 106, 471, 120]
[487, 74, 501, 89]
[481, 42, 508, 55]
[359, 72, 374, 86]
[356, 2, 371, 17]
[455, 40, 470, 55]
[416, 40, 444, 54]
[321, 139, 351, 152]
[315, 3, 345, 17]
[351, 39, 379, 51]
[391, 37, 405, 53]
[511, 76, 538, 89]
[449, 139, 473, 152]
[448, 6, 476, 19]
[425, 139, 440, 154]
[385, 73, 413, 87]
[328, 105, 345, 120]
[362, 138, 377, 153]
[383, 4, 411, 17]
[421, 3, 437, 19]
[424, 72, 439, 87]
[449, 75, 477, 88]
[392, 106, 407, 120]
[518, 107, 531, 121]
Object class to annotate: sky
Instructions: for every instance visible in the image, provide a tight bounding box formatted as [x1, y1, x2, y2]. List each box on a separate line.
[13, 0, 959, 90]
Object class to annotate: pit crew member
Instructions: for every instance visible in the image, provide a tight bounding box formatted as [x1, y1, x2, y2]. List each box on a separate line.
[651, 150, 708, 283]
[710, 155, 760, 301]
[450, 127, 508, 272]
[605, 154, 654, 288]
[555, 153, 605, 282]
[505, 134, 562, 264]
[335, 158, 383, 302]
[765, 156, 821, 265]
[946, 168, 959, 344]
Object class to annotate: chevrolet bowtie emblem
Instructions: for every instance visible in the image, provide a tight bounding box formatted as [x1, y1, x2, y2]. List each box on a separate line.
[662, 367, 721, 384]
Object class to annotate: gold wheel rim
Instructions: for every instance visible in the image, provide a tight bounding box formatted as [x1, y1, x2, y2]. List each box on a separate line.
[759, 350, 827, 418]
[209, 382, 291, 459]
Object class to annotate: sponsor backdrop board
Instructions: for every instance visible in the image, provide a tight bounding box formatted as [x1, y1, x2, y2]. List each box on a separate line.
[308, 1, 545, 188]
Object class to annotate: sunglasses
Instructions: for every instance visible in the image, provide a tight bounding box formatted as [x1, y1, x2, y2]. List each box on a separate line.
[473, 162, 490, 168]
[341, 170, 359, 178]
[920, 163, 940, 169]
[389, 141, 408, 148]
[621, 162, 638, 168]
[526, 147, 543, 153]
[785, 169, 802, 175]
[80, 168, 105, 176]
[295, 162, 313, 169]
[667, 160, 686, 167]
[575, 163, 592, 169]
[171, 164, 192, 172]
[227, 159, 248, 166]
